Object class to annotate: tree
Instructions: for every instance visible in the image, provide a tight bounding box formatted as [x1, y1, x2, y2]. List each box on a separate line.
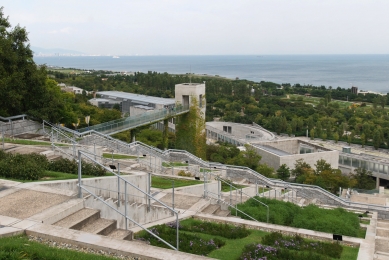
[352, 167, 376, 190]
[276, 164, 290, 181]
[373, 128, 382, 150]
[0, 7, 47, 116]
[292, 159, 313, 179]
[314, 159, 332, 175]
[333, 132, 339, 143]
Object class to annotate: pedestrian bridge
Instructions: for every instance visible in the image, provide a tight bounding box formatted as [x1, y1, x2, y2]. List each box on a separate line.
[77, 106, 189, 135]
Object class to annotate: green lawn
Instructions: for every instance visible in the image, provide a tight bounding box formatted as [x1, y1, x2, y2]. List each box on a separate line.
[162, 162, 189, 167]
[0, 235, 117, 260]
[258, 187, 270, 193]
[221, 182, 246, 192]
[3, 138, 67, 146]
[102, 153, 137, 160]
[151, 176, 202, 189]
[0, 171, 113, 183]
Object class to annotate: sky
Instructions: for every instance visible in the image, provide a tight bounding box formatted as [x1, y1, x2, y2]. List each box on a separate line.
[1, 0, 389, 55]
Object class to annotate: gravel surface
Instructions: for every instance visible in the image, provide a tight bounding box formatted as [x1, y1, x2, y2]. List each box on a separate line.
[28, 235, 142, 260]
[0, 189, 70, 219]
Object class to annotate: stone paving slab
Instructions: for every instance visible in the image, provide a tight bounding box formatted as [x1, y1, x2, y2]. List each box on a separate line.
[26, 223, 212, 260]
[0, 226, 24, 238]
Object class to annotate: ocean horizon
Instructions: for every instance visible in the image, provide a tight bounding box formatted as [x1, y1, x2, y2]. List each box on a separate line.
[34, 54, 389, 94]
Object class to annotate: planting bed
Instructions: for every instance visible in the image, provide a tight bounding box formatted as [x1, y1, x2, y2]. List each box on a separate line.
[232, 197, 365, 238]
[135, 218, 358, 260]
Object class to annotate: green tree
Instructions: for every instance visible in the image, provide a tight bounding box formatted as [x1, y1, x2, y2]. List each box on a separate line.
[360, 133, 366, 148]
[309, 129, 315, 140]
[276, 164, 290, 181]
[0, 7, 47, 116]
[352, 167, 376, 190]
[292, 159, 313, 179]
[333, 131, 339, 143]
[314, 159, 331, 174]
[373, 128, 382, 149]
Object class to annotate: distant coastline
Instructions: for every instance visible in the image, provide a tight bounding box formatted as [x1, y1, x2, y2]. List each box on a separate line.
[34, 55, 389, 94]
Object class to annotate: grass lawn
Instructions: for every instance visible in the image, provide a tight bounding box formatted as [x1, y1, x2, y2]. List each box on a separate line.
[258, 187, 270, 193]
[102, 153, 137, 160]
[4, 138, 67, 146]
[151, 176, 202, 189]
[221, 182, 246, 192]
[0, 235, 117, 260]
[162, 162, 188, 167]
[0, 171, 113, 183]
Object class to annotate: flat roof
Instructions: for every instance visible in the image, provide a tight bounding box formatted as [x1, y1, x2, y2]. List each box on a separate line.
[97, 91, 175, 105]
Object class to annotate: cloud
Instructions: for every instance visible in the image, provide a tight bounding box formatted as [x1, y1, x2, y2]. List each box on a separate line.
[48, 27, 72, 34]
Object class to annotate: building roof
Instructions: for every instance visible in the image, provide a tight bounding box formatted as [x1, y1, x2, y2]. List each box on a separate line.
[97, 91, 175, 105]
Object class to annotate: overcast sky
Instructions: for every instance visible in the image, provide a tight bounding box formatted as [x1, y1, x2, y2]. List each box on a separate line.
[2, 0, 389, 55]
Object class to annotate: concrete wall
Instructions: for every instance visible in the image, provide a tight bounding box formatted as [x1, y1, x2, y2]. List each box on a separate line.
[252, 146, 281, 170]
[266, 139, 300, 154]
[280, 150, 339, 171]
[175, 182, 218, 197]
[0, 120, 43, 136]
[40, 175, 148, 204]
[175, 83, 206, 117]
[84, 195, 173, 229]
[350, 194, 387, 206]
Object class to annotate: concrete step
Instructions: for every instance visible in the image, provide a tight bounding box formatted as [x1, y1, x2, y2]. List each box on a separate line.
[80, 218, 117, 236]
[107, 229, 133, 241]
[201, 204, 220, 214]
[214, 208, 230, 217]
[46, 155, 62, 161]
[54, 208, 100, 229]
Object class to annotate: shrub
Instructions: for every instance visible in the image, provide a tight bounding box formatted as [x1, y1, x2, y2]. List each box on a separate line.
[233, 197, 361, 237]
[0, 153, 47, 180]
[47, 158, 77, 174]
[47, 158, 107, 176]
[135, 224, 225, 256]
[179, 219, 250, 239]
[177, 170, 192, 177]
[240, 232, 343, 260]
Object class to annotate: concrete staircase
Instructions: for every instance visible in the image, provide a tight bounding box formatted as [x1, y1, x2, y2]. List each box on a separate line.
[201, 204, 230, 217]
[54, 208, 132, 241]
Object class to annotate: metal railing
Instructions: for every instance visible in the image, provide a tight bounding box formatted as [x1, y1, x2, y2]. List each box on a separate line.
[0, 114, 27, 122]
[77, 106, 189, 135]
[77, 150, 180, 251]
[44, 122, 389, 215]
[215, 176, 269, 223]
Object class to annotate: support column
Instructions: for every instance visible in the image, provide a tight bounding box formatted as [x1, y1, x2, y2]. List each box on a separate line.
[163, 118, 169, 149]
[376, 177, 380, 189]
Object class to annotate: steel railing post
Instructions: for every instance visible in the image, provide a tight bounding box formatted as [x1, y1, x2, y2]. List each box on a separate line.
[125, 182, 128, 230]
[148, 172, 151, 212]
[172, 181, 175, 210]
[117, 162, 121, 207]
[78, 151, 82, 198]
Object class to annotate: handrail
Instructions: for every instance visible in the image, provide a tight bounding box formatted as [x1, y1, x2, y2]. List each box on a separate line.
[45, 121, 389, 212]
[78, 150, 179, 251]
[0, 114, 27, 122]
[215, 176, 269, 223]
[206, 190, 259, 223]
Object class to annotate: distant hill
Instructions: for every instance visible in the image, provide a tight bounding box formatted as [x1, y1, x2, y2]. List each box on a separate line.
[31, 46, 85, 56]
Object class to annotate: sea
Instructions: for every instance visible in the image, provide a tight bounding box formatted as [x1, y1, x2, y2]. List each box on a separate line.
[33, 55, 389, 94]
